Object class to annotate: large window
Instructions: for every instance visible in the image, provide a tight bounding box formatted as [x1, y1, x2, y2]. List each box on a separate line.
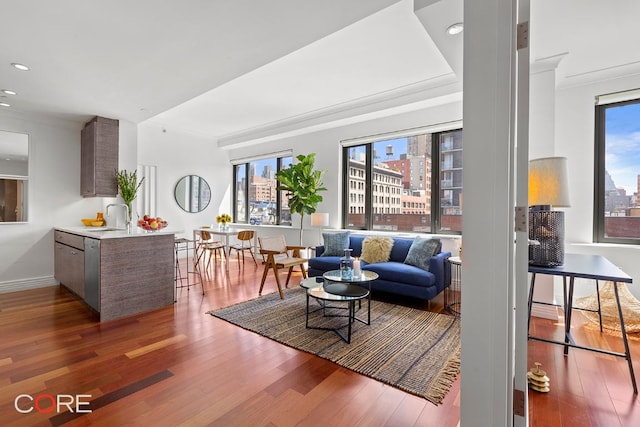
[594, 97, 640, 243]
[233, 155, 292, 225]
[343, 128, 463, 234]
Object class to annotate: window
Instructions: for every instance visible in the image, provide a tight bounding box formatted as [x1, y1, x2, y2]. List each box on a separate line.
[233, 155, 293, 225]
[342, 128, 463, 233]
[594, 97, 640, 243]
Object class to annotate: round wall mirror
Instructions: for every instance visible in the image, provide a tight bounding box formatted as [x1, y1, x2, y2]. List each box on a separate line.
[174, 175, 211, 213]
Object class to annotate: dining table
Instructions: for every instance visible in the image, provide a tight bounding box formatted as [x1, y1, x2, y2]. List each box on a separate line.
[193, 227, 258, 271]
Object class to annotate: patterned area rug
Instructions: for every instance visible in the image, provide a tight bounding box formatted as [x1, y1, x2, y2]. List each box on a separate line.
[207, 287, 460, 404]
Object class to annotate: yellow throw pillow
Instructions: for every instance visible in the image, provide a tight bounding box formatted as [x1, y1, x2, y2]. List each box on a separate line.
[361, 236, 394, 264]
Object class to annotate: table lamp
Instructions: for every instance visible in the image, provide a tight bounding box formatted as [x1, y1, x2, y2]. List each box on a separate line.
[310, 212, 329, 248]
[310, 212, 329, 228]
[528, 157, 570, 266]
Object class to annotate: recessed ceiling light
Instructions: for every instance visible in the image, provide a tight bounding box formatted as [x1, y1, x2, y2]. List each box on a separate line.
[1, 89, 17, 95]
[11, 62, 30, 71]
[0, 102, 10, 107]
[446, 23, 464, 35]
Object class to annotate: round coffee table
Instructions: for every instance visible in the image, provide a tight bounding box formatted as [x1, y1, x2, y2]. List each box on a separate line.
[301, 271, 378, 344]
[323, 270, 378, 326]
[304, 282, 369, 344]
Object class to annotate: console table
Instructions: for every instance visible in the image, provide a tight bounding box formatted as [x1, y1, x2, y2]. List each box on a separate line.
[528, 253, 637, 393]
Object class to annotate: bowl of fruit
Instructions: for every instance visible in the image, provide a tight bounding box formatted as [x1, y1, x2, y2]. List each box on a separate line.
[138, 215, 168, 231]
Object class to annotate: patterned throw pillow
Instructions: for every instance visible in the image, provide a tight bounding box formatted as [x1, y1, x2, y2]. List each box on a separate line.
[404, 236, 442, 271]
[321, 231, 350, 256]
[360, 236, 394, 264]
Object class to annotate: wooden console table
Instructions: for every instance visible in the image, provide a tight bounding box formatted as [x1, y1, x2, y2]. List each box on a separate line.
[527, 253, 637, 393]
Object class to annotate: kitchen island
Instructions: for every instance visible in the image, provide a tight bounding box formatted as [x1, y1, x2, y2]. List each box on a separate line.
[54, 226, 176, 322]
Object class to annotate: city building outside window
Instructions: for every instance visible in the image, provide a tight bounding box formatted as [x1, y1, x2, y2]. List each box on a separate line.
[342, 128, 463, 234]
[594, 96, 640, 243]
[233, 155, 293, 226]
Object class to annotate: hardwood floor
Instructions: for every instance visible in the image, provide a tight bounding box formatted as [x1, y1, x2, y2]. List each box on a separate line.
[1, 255, 639, 426]
[528, 312, 640, 426]
[0, 258, 459, 427]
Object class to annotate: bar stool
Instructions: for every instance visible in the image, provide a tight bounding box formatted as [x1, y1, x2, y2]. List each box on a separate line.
[174, 237, 204, 300]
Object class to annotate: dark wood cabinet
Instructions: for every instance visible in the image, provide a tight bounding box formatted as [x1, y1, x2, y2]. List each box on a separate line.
[81, 116, 118, 197]
[54, 231, 85, 298]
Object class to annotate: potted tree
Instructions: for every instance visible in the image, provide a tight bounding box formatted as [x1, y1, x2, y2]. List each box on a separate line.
[276, 153, 327, 244]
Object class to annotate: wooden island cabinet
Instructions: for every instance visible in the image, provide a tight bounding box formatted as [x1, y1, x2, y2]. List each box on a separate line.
[54, 227, 175, 321]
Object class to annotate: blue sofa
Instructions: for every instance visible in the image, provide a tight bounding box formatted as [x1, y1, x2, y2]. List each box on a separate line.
[308, 235, 451, 301]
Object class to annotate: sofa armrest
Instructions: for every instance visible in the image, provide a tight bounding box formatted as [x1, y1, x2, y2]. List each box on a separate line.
[315, 245, 325, 257]
[430, 251, 452, 292]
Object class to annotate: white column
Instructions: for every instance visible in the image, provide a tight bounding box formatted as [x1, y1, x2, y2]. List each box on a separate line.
[461, 0, 518, 426]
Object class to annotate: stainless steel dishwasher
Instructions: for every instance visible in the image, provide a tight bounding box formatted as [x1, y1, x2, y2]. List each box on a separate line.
[84, 238, 100, 312]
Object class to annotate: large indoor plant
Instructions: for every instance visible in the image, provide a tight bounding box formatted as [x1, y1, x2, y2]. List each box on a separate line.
[116, 169, 144, 222]
[276, 153, 327, 244]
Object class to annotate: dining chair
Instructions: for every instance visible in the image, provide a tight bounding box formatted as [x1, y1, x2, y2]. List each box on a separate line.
[202, 240, 227, 271]
[229, 230, 257, 266]
[195, 230, 225, 271]
[258, 235, 307, 299]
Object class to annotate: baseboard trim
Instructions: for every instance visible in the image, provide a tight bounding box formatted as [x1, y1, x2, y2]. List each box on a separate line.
[0, 276, 58, 294]
[530, 303, 559, 321]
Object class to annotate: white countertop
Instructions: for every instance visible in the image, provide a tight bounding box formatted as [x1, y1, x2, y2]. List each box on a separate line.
[55, 226, 179, 239]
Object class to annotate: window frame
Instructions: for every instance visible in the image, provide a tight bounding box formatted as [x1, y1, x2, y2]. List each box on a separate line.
[341, 126, 462, 235]
[232, 154, 292, 226]
[593, 97, 640, 245]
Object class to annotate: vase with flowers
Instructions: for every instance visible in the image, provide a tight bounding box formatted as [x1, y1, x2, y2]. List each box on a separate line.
[116, 169, 144, 224]
[216, 213, 232, 231]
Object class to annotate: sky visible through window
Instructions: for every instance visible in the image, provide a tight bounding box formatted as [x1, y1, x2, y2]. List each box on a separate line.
[606, 102, 640, 194]
[374, 137, 406, 161]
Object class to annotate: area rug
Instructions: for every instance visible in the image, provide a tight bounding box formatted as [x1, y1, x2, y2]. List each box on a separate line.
[207, 287, 460, 405]
[576, 281, 640, 340]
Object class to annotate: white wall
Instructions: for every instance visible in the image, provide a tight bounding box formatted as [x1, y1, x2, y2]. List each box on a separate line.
[0, 111, 140, 293]
[139, 101, 462, 249]
[226, 100, 463, 235]
[0, 113, 92, 291]
[137, 123, 232, 241]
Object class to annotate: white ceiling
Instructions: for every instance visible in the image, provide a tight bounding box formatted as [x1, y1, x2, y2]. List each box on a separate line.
[1, 0, 639, 146]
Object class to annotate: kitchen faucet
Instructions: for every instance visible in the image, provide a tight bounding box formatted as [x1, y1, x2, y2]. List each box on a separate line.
[106, 203, 130, 229]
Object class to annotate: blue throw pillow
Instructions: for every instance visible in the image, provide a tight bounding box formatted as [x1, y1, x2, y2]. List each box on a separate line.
[321, 231, 350, 256]
[404, 236, 441, 270]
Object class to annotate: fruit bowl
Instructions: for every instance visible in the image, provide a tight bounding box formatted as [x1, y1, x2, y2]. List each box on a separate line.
[81, 218, 97, 226]
[137, 215, 168, 231]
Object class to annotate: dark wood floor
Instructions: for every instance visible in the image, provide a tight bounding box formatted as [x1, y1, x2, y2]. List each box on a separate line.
[528, 311, 640, 426]
[0, 254, 639, 426]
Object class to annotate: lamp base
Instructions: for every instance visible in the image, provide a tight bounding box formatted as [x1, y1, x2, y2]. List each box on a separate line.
[529, 211, 564, 266]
